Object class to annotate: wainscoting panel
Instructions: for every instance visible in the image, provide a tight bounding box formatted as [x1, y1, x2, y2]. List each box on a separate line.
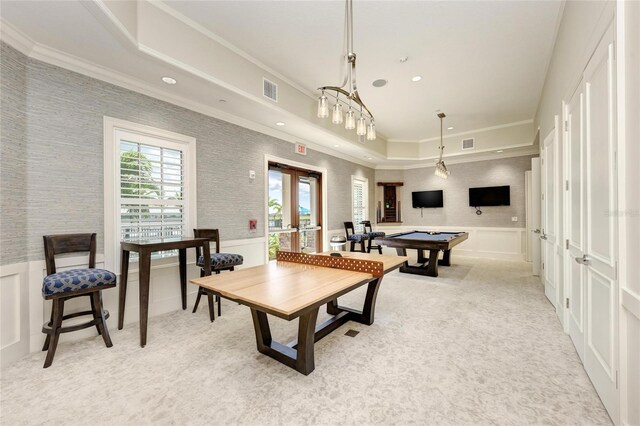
[0, 262, 29, 368]
[343, 226, 528, 261]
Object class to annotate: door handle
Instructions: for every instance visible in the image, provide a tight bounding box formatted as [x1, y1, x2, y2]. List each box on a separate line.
[574, 255, 590, 266]
[532, 229, 541, 234]
[540, 234, 548, 240]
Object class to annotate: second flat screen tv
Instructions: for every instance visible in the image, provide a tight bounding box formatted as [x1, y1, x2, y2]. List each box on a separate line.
[412, 190, 444, 208]
[468, 185, 510, 207]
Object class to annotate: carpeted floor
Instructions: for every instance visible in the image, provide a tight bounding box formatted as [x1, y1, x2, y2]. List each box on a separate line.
[0, 258, 611, 425]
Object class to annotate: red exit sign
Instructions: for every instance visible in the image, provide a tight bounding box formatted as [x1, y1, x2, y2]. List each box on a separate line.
[295, 142, 307, 155]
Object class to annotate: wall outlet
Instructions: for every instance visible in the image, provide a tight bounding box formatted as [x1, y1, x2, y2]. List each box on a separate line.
[249, 170, 256, 180]
[511, 216, 518, 222]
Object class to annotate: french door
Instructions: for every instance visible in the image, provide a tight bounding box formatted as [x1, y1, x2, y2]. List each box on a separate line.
[564, 24, 618, 422]
[268, 163, 322, 260]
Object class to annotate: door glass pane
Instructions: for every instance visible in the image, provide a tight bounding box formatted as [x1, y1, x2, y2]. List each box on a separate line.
[268, 170, 292, 260]
[299, 175, 318, 253]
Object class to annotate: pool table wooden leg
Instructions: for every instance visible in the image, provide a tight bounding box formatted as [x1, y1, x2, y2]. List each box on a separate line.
[440, 249, 451, 266]
[426, 249, 440, 277]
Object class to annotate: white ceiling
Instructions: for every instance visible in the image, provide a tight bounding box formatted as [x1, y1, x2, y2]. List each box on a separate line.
[0, 0, 559, 166]
[164, 0, 563, 141]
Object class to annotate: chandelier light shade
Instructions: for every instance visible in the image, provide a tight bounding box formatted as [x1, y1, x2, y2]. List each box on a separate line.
[345, 109, 356, 129]
[317, 0, 376, 141]
[332, 102, 343, 124]
[435, 112, 450, 179]
[366, 122, 376, 140]
[317, 92, 329, 118]
[356, 116, 367, 136]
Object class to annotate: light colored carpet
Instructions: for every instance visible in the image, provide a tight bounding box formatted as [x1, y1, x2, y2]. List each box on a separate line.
[0, 258, 611, 425]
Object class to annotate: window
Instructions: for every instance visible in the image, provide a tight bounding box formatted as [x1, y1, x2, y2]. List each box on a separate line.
[352, 176, 368, 233]
[104, 118, 196, 269]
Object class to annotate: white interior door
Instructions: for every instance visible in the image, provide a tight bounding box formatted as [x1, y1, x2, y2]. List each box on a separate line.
[582, 26, 618, 422]
[541, 127, 558, 307]
[531, 158, 541, 276]
[565, 82, 586, 360]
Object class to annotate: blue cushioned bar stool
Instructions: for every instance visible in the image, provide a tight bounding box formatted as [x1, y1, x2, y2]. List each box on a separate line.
[41, 233, 116, 368]
[344, 221, 369, 253]
[361, 220, 386, 254]
[192, 229, 243, 322]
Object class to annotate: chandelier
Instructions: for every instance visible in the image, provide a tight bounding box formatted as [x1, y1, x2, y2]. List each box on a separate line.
[317, 0, 376, 142]
[435, 112, 450, 179]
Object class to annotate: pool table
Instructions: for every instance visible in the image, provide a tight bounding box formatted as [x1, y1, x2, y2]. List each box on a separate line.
[375, 231, 468, 277]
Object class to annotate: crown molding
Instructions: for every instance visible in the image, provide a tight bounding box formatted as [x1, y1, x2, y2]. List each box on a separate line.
[151, 1, 317, 100]
[0, 19, 34, 55]
[376, 144, 539, 170]
[0, 22, 375, 169]
[387, 119, 535, 144]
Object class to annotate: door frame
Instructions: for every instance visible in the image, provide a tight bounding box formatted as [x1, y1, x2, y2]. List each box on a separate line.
[264, 154, 328, 263]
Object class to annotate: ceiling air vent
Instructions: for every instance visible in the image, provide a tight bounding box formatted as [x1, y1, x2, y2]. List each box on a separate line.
[263, 78, 278, 102]
[462, 138, 475, 150]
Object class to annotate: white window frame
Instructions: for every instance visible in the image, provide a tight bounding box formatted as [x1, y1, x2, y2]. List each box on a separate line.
[351, 175, 369, 233]
[103, 117, 197, 271]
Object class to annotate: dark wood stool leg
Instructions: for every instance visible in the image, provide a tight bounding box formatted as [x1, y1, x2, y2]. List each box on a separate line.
[367, 238, 373, 253]
[350, 241, 355, 252]
[43, 299, 64, 368]
[89, 294, 102, 336]
[192, 287, 203, 313]
[207, 292, 215, 322]
[360, 241, 366, 253]
[42, 307, 54, 351]
[377, 244, 382, 255]
[91, 291, 113, 348]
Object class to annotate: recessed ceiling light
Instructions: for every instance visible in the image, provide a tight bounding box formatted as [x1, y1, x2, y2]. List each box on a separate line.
[496, 150, 504, 153]
[276, 122, 285, 126]
[447, 126, 454, 130]
[372, 79, 388, 88]
[334, 144, 340, 148]
[161, 77, 177, 85]
[218, 99, 227, 103]
[411, 76, 422, 82]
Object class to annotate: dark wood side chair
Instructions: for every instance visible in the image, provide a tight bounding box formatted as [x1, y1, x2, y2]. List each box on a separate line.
[361, 221, 386, 254]
[41, 233, 116, 368]
[344, 221, 369, 253]
[192, 229, 243, 322]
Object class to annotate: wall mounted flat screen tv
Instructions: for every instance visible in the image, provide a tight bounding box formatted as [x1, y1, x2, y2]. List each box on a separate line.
[468, 185, 510, 207]
[412, 190, 444, 208]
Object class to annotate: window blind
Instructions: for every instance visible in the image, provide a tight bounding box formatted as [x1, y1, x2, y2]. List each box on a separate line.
[353, 179, 367, 233]
[119, 140, 185, 249]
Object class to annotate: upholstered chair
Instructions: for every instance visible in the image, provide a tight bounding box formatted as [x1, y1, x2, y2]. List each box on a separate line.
[361, 220, 386, 254]
[41, 233, 116, 368]
[192, 229, 243, 322]
[343, 221, 369, 253]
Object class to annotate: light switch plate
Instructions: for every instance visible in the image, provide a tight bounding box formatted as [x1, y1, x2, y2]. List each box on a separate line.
[511, 216, 518, 222]
[249, 170, 256, 179]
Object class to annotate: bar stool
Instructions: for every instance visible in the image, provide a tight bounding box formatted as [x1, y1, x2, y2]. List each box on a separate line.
[192, 229, 243, 322]
[41, 233, 116, 368]
[361, 220, 386, 254]
[344, 221, 369, 253]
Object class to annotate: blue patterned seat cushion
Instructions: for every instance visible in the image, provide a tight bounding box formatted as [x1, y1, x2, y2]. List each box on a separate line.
[365, 231, 386, 238]
[42, 268, 116, 296]
[197, 253, 244, 269]
[347, 234, 369, 242]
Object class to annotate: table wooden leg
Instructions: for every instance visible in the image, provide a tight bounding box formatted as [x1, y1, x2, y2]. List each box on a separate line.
[138, 250, 151, 347]
[295, 308, 319, 375]
[178, 248, 187, 310]
[440, 249, 451, 266]
[427, 249, 440, 277]
[118, 249, 129, 330]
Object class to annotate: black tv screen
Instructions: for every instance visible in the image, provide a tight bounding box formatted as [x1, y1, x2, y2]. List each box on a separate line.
[469, 185, 510, 207]
[412, 190, 444, 208]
